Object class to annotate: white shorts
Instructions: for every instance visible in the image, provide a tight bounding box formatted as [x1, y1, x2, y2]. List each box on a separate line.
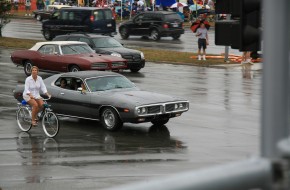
[23, 95, 42, 102]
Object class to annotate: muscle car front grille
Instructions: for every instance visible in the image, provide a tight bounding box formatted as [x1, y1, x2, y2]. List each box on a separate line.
[165, 104, 175, 112]
[112, 62, 126, 67]
[147, 105, 161, 114]
[122, 55, 141, 63]
[91, 63, 108, 69]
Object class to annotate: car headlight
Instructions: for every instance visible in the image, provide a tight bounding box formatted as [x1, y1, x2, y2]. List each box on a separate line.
[174, 104, 179, 109]
[137, 107, 147, 115]
[111, 52, 122, 58]
[179, 103, 184, 109]
[140, 52, 145, 59]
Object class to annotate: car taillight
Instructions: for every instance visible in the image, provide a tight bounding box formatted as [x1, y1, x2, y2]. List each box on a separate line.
[182, 23, 184, 28]
[163, 24, 169, 28]
[90, 15, 94, 22]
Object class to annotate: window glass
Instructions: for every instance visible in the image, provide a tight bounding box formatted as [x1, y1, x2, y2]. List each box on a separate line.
[68, 12, 74, 20]
[67, 36, 80, 41]
[103, 9, 113, 19]
[68, 77, 82, 91]
[85, 76, 135, 92]
[79, 37, 92, 46]
[55, 77, 70, 89]
[38, 45, 57, 55]
[61, 44, 94, 55]
[164, 13, 182, 22]
[92, 37, 122, 48]
[93, 10, 104, 21]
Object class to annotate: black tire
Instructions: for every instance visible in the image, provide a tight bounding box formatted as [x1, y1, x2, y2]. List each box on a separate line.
[130, 68, 141, 73]
[69, 65, 81, 72]
[43, 29, 53, 41]
[150, 29, 160, 41]
[151, 118, 169, 126]
[101, 107, 123, 131]
[42, 111, 59, 138]
[24, 60, 33, 76]
[16, 107, 32, 132]
[120, 27, 129, 39]
[36, 14, 42, 21]
[172, 34, 181, 40]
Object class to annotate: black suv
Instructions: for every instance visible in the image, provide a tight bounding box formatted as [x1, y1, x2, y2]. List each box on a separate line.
[118, 11, 184, 41]
[53, 33, 145, 72]
[42, 7, 116, 40]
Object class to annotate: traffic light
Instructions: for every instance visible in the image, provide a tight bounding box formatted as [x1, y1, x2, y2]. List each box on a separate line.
[215, 0, 261, 52]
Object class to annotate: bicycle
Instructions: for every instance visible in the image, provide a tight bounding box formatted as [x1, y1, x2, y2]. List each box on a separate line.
[16, 97, 59, 138]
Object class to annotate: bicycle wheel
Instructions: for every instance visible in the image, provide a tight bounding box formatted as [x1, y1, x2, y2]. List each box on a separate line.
[42, 111, 59, 138]
[16, 107, 32, 132]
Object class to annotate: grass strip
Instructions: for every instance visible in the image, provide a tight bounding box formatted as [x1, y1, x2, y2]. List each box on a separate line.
[0, 37, 236, 65]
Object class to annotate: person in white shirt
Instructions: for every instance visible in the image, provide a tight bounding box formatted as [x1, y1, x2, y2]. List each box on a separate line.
[196, 23, 209, 61]
[23, 66, 51, 126]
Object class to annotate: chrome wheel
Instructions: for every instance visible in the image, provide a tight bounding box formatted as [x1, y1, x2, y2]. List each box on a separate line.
[120, 27, 129, 39]
[69, 65, 80, 72]
[103, 109, 115, 129]
[43, 30, 52, 40]
[151, 29, 160, 41]
[36, 15, 42, 21]
[24, 61, 33, 76]
[101, 107, 123, 131]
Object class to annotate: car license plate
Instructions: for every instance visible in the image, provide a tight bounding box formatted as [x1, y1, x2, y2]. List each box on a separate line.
[107, 23, 112, 27]
[172, 23, 178, 27]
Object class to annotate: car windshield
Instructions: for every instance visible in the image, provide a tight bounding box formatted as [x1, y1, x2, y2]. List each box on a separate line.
[85, 76, 135, 92]
[61, 44, 94, 55]
[92, 37, 122, 48]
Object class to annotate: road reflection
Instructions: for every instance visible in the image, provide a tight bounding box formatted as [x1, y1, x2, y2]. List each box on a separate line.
[16, 122, 186, 168]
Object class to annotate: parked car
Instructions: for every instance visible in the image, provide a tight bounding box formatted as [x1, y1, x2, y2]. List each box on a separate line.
[10, 41, 127, 76]
[119, 11, 184, 41]
[13, 71, 189, 131]
[33, 5, 71, 21]
[53, 33, 145, 72]
[42, 7, 116, 40]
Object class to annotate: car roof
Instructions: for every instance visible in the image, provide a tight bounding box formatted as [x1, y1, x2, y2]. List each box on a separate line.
[60, 71, 122, 79]
[47, 5, 71, 8]
[30, 41, 87, 50]
[62, 7, 111, 11]
[55, 33, 110, 39]
[144, 11, 178, 15]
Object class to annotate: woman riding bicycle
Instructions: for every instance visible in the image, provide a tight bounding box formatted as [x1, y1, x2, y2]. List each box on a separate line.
[23, 66, 51, 126]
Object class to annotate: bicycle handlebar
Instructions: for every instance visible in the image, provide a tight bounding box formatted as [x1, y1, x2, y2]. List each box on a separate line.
[42, 96, 52, 101]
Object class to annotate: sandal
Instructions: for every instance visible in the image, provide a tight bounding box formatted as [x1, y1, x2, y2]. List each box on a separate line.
[31, 120, 38, 127]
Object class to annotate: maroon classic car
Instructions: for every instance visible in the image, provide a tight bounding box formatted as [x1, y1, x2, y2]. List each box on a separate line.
[10, 41, 127, 76]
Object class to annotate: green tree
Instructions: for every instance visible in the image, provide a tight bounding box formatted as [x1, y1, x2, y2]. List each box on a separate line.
[0, 0, 12, 37]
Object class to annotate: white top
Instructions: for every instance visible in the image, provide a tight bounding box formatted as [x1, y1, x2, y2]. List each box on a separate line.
[23, 75, 48, 99]
[30, 41, 86, 51]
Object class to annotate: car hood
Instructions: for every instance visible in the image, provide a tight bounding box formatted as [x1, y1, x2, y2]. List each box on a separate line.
[94, 47, 141, 55]
[96, 89, 185, 107]
[76, 53, 126, 62]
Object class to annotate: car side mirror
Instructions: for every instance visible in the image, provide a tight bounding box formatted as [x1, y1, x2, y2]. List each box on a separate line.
[53, 52, 59, 55]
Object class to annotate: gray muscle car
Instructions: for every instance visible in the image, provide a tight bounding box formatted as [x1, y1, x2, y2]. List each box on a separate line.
[13, 71, 189, 131]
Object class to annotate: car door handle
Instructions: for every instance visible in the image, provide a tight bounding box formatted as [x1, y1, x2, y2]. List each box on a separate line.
[60, 92, 65, 95]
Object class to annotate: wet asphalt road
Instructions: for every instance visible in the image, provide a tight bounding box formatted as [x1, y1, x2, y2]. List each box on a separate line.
[1, 20, 261, 189]
[2, 18, 241, 55]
